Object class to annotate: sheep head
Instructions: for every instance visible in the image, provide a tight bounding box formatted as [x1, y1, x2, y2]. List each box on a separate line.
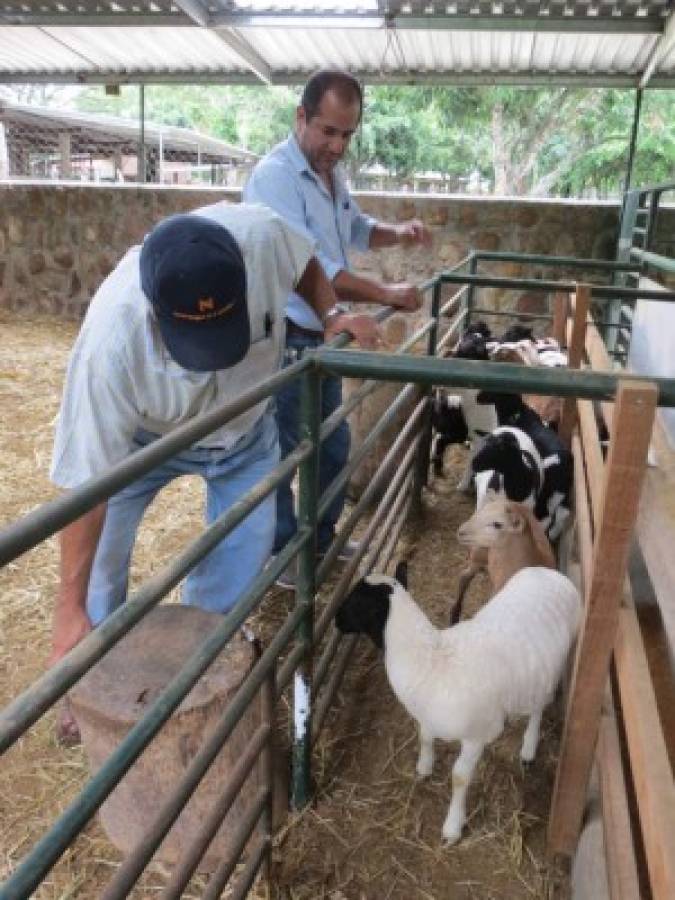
[457, 494, 527, 549]
[335, 563, 409, 649]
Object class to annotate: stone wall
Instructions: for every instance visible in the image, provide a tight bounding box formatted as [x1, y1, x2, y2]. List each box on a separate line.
[0, 181, 626, 320]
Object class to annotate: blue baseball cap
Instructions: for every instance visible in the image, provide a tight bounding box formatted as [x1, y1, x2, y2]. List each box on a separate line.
[140, 213, 249, 372]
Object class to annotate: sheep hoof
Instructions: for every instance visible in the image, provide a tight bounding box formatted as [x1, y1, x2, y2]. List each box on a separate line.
[520, 749, 536, 765]
[416, 760, 433, 778]
[441, 823, 462, 845]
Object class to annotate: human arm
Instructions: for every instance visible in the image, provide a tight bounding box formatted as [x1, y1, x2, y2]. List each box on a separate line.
[368, 219, 433, 250]
[295, 256, 381, 349]
[332, 269, 423, 313]
[49, 503, 107, 664]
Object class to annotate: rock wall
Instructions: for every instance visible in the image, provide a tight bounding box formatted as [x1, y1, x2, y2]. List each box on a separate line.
[0, 181, 628, 319]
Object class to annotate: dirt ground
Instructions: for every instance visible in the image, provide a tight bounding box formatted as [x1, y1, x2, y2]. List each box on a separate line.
[0, 312, 569, 899]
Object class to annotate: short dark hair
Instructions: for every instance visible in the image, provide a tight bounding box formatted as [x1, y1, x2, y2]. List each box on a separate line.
[300, 69, 363, 122]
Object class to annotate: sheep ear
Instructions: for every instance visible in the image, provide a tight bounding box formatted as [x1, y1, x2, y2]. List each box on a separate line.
[394, 561, 408, 589]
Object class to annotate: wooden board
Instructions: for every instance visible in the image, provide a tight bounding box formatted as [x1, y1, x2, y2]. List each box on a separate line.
[614, 600, 675, 900]
[548, 380, 657, 856]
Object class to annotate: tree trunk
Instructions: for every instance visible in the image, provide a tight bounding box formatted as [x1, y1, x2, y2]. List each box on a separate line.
[491, 101, 510, 194]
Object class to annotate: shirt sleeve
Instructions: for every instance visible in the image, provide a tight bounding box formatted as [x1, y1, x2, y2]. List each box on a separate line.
[244, 162, 342, 283]
[50, 347, 140, 489]
[348, 194, 377, 252]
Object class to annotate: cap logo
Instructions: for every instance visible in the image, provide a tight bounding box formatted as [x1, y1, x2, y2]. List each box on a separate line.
[172, 300, 235, 323]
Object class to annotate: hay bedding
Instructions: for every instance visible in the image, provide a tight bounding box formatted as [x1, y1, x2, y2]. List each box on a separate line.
[0, 312, 568, 899]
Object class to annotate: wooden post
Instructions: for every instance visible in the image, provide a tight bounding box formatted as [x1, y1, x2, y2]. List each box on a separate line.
[547, 380, 657, 857]
[558, 284, 590, 446]
[551, 291, 569, 346]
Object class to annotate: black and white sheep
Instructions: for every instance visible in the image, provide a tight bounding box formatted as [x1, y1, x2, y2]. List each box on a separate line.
[471, 426, 544, 512]
[336, 562, 581, 844]
[476, 391, 573, 540]
[431, 323, 498, 482]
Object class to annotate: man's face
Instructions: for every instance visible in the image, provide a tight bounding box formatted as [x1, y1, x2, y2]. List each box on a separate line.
[296, 89, 361, 180]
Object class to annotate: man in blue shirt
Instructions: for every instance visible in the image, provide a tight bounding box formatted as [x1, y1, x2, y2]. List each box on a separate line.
[244, 69, 432, 587]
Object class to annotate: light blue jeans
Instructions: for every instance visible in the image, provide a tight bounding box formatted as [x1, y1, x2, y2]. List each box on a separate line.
[86, 411, 279, 625]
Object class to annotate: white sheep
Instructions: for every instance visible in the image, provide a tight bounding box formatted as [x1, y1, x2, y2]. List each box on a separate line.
[336, 562, 580, 845]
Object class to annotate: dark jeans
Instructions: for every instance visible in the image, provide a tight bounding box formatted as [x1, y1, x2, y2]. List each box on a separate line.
[274, 330, 350, 555]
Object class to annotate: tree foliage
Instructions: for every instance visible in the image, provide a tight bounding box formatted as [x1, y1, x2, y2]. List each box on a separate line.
[3, 80, 672, 197]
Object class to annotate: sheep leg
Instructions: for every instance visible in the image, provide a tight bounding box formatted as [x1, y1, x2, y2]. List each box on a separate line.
[520, 709, 543, 763]
[416, 723, 434, 777]
[442, 739, 484, 845]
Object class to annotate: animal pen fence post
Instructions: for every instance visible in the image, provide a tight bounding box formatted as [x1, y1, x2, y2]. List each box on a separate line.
[291, 367, 321, 809]
[547, 379, 657, 857]
[558, 284, 590, 447]
[413, 277, 441, 507]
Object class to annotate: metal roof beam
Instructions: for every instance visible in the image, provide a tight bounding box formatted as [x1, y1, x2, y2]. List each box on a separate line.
[212, 28, 273, 85]
[640, 7, 675, 88]
[0, 13, 665, 34]
[2, 71, 674, 89]
[172, 1, 272, 84]
[210, 13, 665, 35]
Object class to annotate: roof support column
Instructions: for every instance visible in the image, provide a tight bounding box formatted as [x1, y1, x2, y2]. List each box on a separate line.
[623, 87, 643, 195]
[138, 84, 146, 183]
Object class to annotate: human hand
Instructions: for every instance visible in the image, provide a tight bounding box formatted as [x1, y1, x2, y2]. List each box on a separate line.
[325, 313, 383, 350]
[49, 604, 93, 666]
[396, 219, 433, 248]
[382, 283, 423, 312]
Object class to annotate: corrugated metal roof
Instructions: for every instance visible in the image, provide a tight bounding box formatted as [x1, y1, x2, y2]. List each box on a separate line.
[0, 1, 673, 87]
[0, 100, 259, 160]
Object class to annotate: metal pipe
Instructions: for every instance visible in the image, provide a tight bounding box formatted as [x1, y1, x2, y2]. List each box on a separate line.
[314, 435, 421, 644]
[630, 246, 675, 275]
[159, 725, 270, 899]
[624, 88, 644, 195]
[292, 369, 320, 810]
[315, 350, 675, 407]
[227, 837, 271, 900]
[317, 399, 426, 575]
[436, 308, 468, 355]
[0, 360, 310, 568]
[472, 251, 639, 273]
[2, 546, 307, 899]
[318, 382, 419, 520]
[0, 447, 312, 754]
[312, 467, 414, 694]
[102, 610, 299, 899]
[440, 272, 675, 302]
[200, 792, 270, 900]
[469, 307, 554, 322]
[465, 253, 478, 323]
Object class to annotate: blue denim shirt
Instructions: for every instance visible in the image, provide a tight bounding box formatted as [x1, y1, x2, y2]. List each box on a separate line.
[243, 133, 376, 332]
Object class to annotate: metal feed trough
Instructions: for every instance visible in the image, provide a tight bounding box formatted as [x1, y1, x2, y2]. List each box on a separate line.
[1, 235, 675, 898]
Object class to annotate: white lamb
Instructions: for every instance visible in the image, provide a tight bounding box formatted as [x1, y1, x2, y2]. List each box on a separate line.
[335, 562, 580, 845]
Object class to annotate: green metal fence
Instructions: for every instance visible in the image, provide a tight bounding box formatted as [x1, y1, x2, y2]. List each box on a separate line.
[2, 264, 675, 899]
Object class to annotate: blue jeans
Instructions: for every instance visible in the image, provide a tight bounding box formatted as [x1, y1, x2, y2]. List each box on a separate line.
[274, 331, 350, 555]
[86, 411, 279, 625]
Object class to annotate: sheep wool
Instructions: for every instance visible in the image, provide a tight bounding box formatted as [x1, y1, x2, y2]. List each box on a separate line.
[336, 566, 580, 845]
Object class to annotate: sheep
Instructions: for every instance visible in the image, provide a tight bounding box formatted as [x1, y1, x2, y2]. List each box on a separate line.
[499, 324, 534, 344]
[476, 391, 572, 540]
[432, 323, 498, 487]
[451, 493, 557, 624]
[470, 426, 544, 511]
[335, 561, 581, 845]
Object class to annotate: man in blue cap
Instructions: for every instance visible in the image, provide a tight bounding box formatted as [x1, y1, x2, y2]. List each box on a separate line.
[49, 203, 379, 741]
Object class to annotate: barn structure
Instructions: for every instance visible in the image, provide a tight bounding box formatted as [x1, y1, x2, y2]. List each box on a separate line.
[0, 3, 674, 899]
